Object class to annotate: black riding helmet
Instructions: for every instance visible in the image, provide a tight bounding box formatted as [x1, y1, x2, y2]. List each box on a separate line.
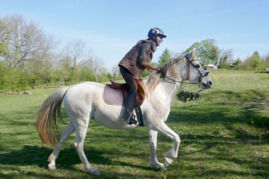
[148, 27, 167, 39]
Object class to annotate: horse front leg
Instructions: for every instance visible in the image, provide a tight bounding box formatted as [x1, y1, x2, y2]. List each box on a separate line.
[155, 122, 181, 168]
[149, 129, 165, 170]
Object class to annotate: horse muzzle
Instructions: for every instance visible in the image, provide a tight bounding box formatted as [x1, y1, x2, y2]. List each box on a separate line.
[202, 80, 212, 89]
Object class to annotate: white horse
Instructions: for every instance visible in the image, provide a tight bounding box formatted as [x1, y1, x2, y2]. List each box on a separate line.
[36, 49, 212, 175]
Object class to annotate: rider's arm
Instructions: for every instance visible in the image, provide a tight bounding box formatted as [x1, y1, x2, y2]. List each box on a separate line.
[140, 61, 160, 71]
[137, 43, 160, 71]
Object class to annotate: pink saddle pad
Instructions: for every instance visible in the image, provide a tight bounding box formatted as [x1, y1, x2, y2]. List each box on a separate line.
[103, 85, 124, 106]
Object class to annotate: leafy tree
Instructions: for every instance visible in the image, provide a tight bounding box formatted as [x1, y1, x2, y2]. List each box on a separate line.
[0, 42, 7, 56]
[218, 49, 233, 69]
[186, 39, 219, 66]
[111, 65, 122, 80]
[79, 66, 96, 81]
[0, 62, 9, 91]
[241, 51, 266, 72]
[265, 54, 269, 67]
[0, 13, 115, 91]
[96, 68, 110, 82]
[232, 57, 242, 70]
[0, 15, 55, 68]
[158, 49, 171, 66]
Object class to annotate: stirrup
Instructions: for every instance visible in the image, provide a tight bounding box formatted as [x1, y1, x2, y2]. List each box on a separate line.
[127, 113, 137, 125]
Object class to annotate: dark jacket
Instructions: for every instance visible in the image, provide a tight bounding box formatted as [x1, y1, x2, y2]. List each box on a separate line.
[119, 39, 156, 78]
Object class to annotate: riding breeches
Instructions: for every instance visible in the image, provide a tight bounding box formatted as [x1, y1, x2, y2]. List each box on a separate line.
[119, 66, 138, 92]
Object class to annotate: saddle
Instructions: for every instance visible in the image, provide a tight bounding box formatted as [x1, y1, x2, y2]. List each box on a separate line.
[103, 79, 146, 107]
[103, 79, 146, 126]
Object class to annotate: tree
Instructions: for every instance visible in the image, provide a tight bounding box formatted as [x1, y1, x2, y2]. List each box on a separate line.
[158, 49, 171, 66]
[264, 54, 269, 67]
[79, 56, 104, 82]
[61, 40, 87, 68]
[0, 18, 9, 61]
[232, 57, 242, 70]
[0, 14, 54, 68]
[78, 66, 96, 81]
[241, 51, 266, 71]
[111, 65, 122, 80]
[0, 13, 112, 91]
[217, 49, 233, 69]
[186, 39, 220, 66]
[0, 42, 8, 61]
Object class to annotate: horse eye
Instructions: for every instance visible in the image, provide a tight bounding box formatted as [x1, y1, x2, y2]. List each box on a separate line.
[194, 64, 200, 68]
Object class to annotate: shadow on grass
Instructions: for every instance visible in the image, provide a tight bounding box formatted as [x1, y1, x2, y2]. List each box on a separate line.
[0, 145, 110, 169]
[173, 89, 269, 131]
[174, 133, 269, 178]
[0, 144, 154, 178]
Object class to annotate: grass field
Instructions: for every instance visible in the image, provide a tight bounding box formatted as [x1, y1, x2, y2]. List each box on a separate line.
[0, 70, 269, 178]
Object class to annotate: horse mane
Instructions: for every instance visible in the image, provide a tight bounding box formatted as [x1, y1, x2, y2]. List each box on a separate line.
[145, 73, 163, 92]
[145, 55, 184, 92]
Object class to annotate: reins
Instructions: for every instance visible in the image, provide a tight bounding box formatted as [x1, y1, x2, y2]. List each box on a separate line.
[159, 56, 205, 93]
[163, 75, 204, 93]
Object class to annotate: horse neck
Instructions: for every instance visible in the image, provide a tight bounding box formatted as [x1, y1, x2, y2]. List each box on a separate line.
[146, 58, 188, 103]
[159, 78, 181, 102]
[175, 56, 189, 81]
[159, 60, 187, 100]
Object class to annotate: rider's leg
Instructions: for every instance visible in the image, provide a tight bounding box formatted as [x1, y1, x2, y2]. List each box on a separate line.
[124, 91, 137, 124]
[119, 66, 138, 124]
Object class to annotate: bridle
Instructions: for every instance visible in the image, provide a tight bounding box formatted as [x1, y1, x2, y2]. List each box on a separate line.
[161, 56, 207, 86]
[187, 56, 204, 84]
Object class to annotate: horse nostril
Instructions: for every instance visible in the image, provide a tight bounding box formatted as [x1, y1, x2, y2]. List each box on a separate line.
[208, 81, 212, 86]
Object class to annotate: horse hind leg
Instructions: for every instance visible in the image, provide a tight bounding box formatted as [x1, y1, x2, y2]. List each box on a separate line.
[74, 116, 100, 175]
[48, 122, 75, 170]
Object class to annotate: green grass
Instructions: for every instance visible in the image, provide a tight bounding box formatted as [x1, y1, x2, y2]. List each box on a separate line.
[0, 70, 269, 178]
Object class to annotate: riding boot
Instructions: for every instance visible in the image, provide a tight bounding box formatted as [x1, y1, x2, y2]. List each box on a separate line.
[122, 91, 137, 125]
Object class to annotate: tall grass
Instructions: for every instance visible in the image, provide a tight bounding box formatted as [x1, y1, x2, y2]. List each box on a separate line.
[0, 70, 268, 178]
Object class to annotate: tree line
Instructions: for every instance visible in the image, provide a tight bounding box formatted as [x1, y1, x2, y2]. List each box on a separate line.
[1, 14, 268, 92]
[0, 15, 113, 92]
[184, 39, 269, 71]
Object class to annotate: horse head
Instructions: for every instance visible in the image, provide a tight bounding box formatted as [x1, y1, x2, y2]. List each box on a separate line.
[159, 48, 212, 89]
[184, 48, 212, 89]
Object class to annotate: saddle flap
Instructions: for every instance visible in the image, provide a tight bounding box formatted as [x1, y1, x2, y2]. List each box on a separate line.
[135, 79, 146, 104]
[103, 85, 124, 106]
[105, 79, 147, 106]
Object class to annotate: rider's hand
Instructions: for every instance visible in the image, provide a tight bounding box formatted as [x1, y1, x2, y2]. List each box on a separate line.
[151, 66, 161, 72]
[155, 66, 161, 72]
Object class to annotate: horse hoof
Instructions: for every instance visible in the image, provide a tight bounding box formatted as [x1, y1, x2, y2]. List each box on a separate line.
[160, 164, 167, 171]
[86, 167, 100, 176]
[48, 163, 56, 170]
[161, 166, 167, 171]
[151, 162, 165, 170]
[164, 157, 173, 168]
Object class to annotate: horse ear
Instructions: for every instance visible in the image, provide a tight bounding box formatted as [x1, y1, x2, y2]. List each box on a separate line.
[185, 48, 197, 60]
[185, 52, 192, 60]
[192, 48, 197, 57]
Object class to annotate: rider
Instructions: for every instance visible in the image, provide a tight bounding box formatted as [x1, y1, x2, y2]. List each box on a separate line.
[118, 27, 167, 124]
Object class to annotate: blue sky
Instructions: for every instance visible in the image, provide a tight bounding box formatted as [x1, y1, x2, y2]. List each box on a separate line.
[1, 0, 268, 70]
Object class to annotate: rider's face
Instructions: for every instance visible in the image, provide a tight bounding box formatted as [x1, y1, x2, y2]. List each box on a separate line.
[156, 36, 163, 46]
